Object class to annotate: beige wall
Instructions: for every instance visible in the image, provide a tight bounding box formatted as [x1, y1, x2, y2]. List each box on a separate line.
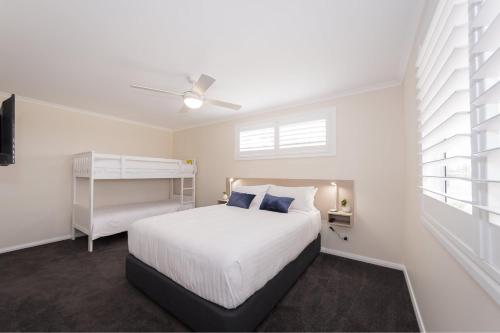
[0, 97, 173, 250]
[401, 2, 500, 330]
[174, 86, 406, 264]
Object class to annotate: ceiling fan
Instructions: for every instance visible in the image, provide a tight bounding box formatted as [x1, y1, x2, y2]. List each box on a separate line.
[131, 74, 242, 112]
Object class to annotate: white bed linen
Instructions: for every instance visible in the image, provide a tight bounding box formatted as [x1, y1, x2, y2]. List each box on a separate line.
[128, 205, 321, 309]
[92, 201, 182, 239]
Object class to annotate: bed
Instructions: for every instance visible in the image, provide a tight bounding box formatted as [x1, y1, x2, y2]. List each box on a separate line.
[72, 151, 197, 252]
[75, 200, 183, 240]
[126, 204, 322, 331]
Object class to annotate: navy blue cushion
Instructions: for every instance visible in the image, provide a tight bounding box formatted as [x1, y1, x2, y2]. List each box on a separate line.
[227, 191, 256, 209]
[259, 193, 295, 213]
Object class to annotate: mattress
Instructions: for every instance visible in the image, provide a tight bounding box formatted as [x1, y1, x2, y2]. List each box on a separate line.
[128, 204, 321, 309]
[92, 200, 182, 239]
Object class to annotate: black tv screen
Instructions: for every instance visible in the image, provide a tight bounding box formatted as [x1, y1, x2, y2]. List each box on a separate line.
[0, 94, 15, 166]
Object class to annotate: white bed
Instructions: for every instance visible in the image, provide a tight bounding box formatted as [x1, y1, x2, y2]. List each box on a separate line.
[90, 200, 183, 239]
[128, 204, 321, 309]
[72, 152, 197, 252]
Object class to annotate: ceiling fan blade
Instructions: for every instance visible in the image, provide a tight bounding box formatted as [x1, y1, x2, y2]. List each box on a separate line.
[193, 74, 215, 95]
[130, 84, 183, 97]
[205, 98, 242, 110]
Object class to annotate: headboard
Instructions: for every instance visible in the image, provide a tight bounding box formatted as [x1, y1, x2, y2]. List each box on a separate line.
[225, 178, 354, 219]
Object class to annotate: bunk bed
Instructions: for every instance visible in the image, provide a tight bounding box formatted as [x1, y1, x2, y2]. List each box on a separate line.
[72, 151, 196, 252]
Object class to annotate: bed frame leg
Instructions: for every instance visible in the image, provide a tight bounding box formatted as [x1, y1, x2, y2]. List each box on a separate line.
[88, 237, 93, 252]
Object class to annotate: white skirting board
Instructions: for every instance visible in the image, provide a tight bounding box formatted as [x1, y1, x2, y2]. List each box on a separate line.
[403, 266, 426, 332]
[321, 247, 425, 332]
[320, 247, 404, 270]
[0, 235, 72, 254]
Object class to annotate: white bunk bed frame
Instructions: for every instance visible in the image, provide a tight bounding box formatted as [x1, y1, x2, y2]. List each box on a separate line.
[72, 151, 196, 252]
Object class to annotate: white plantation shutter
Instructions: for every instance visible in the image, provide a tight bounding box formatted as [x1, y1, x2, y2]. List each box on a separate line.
[417, 0, 500, 305]
[469, 0, 500, 285]
[470, 0, 500, 223]
[418, 0, 472, 212]
[279, 118, 328, 151]
[236, 110, 335, 159]
[239, 127, 275, 153]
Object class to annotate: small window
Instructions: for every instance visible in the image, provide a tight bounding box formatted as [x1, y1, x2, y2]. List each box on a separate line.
[235, 109, 335, 160]
[279, 119, 327, 149]
[239, 126, 275, 154]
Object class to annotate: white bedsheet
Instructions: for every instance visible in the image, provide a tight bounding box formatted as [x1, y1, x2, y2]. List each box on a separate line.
[128, 205, 321, 309]
[92, 201, 182, 239]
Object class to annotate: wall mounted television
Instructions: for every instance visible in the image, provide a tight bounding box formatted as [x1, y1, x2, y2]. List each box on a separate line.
[0, 94, 15, 166]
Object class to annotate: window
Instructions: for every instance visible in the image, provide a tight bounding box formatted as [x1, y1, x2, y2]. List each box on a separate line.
[239, 126, 275, 153]
[470, 0, 500, 226]
[417, 0, 500, 305]
[417, 0, 471, 212]
[235, 109, 335, 159]
[279, 119, 327, 149]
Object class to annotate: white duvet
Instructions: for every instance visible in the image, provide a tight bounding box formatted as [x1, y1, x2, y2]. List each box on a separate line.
[128, 204, 321, 309]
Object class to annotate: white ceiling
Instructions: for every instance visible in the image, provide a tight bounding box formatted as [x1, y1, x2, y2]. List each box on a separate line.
[0, 0, 424, 130]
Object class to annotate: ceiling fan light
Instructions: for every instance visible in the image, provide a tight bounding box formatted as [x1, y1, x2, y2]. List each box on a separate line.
[184, 96, 203, 109]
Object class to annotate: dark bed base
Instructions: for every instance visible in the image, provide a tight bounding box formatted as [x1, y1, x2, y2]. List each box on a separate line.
[126, 234, 321, 332]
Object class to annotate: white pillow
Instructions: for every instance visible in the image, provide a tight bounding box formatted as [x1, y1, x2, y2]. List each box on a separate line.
[231, 184, 270, 209]
[267, 185, 317, 212]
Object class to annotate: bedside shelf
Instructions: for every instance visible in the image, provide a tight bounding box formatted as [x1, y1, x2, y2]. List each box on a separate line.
[328, 210, 353, 228]
[217, 199, 228, 205]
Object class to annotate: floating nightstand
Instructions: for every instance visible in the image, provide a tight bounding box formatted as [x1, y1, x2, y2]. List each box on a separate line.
[328, 210, 353, 228]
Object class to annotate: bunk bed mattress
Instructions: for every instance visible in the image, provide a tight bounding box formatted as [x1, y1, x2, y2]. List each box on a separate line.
[128, 205, 321, 309]
[92, 201, 182, 239]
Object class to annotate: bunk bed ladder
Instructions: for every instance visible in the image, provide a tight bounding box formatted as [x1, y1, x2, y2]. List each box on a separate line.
[180, 176, 195, 208]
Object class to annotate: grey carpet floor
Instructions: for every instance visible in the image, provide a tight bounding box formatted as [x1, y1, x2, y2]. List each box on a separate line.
[0, 233, 419, 332]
